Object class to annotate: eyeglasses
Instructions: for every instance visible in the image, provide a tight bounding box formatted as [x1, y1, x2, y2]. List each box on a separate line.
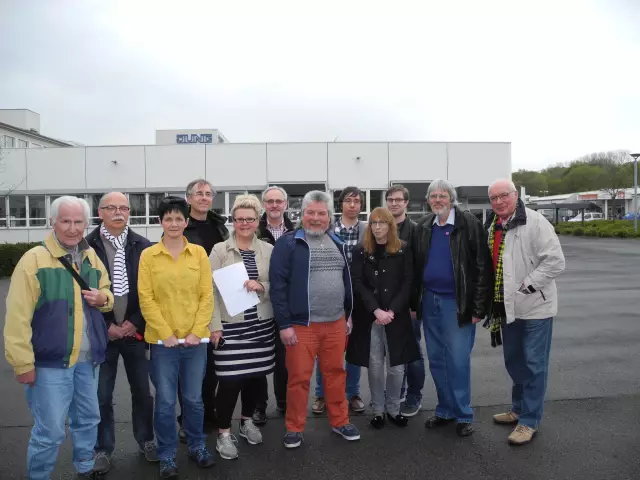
[192, 192, 213, 198]
[265, 199, 285, 206]
[386, 198, 406, 204]
[100, 205, 130, 213]
[489, 192, 514, 203]
[428, 194, 449, 201]
[370, 221, 388, 227]
[343, 199, 361, 206]
[233, 217, 257, 224]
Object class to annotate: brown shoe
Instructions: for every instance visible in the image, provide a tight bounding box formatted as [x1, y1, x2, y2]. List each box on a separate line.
[312, 397, 326, 414]
[349, 395, 365, 413]
[508, 424, 537, 445]
[493, 411, 520, 425]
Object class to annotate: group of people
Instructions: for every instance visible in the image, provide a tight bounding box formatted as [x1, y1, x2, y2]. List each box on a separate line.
[3, 176, 565, 479]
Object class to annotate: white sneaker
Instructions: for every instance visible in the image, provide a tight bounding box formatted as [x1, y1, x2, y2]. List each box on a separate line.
[216, 433, 239, 460]
[239, 419, 263, 445]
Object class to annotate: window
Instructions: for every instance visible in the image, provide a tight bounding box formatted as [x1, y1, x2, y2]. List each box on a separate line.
[28, 195, 46, 227]
[88, 194, 104, 225]
[270, 183, 326, 225]
[8, 195, 26, 227]
[148, 193, 166, 225]
[393, 182, 429, 215]
[128, 193, 146, 225]
[212, 192, 225, 215]
[0, 196, 6, 227]
[4, 136, 16, 148]
[18, 139, 28, 148]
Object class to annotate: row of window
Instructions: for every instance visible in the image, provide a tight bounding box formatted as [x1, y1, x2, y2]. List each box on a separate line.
[0, 186, 436, 229]
[1, 135, 43, 149]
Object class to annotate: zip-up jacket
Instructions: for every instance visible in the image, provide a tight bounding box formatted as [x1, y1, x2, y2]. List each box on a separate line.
[269, 229, 353, 330]
[183, 210, 229, 251]
[86, 225, 151, 334]
[4, 233, 114, 375]
[412, 209, 493, 325]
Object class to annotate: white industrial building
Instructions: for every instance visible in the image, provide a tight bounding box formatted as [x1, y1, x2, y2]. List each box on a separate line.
[0, 109, 76, 149]
[0, 122, 511, 243]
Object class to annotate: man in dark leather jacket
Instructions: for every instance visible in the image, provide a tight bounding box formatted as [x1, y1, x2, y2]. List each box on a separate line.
[411, 179, 492, 438]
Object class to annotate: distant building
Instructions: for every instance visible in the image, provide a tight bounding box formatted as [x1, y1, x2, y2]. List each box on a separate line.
[0, 109, 76, 149]
[528, 188, 637, 219]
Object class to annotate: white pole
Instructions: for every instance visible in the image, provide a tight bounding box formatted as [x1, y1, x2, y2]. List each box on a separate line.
[634, 157, 638, 233]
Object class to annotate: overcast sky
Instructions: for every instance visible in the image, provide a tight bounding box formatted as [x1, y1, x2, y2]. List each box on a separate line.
[2, 0, 639, 171]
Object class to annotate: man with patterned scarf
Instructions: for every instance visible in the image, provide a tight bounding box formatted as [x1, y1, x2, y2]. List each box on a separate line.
[86, 192, 156, 474]
[485, 179, 565, 446]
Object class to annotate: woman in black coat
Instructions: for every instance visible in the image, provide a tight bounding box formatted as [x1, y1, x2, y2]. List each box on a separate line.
[346, 207, 420, 429]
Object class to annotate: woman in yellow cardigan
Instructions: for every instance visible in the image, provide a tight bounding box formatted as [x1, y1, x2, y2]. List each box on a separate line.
[138, 196, 219, 479]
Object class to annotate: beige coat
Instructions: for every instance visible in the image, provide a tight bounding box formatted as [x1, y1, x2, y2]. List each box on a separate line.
[208, 234, 274, 332]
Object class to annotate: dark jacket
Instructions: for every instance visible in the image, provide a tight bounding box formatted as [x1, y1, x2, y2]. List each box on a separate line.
[346, 243, 420, 368]
[86, 226, 151, 334]
[183, 210, 230, 252]
[257, 212, 295, 245]
[397, 217, 417, 246]
[269, 229, 353, 330]
[412, 208, 493, 326]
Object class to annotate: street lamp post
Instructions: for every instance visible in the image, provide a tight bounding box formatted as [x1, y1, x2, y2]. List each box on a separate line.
[631, 153, 639, 233]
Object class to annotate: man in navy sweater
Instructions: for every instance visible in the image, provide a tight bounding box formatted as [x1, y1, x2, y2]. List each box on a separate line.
[411, 179, 492, 437]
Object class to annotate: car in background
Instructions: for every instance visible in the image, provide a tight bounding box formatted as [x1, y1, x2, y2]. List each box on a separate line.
[568, 212, 605, 222]
[622, 212, 640, 220]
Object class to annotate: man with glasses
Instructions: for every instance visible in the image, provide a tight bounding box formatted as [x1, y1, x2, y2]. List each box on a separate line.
[178, 179, 230, 440]
[86, 192, 156, 473]
[412, 179, 492, 437]
[385, 185, 424, 418]
[253, 186, 294, 425]
[485, 179, 564, 446]
[312, 186, 367, 416]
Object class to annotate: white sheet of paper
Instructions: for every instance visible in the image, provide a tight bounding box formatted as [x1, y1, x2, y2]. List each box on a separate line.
[212, 262, 260, 317]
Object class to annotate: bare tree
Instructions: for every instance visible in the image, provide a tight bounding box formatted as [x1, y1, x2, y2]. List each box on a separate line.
[576, 150, 631, 218]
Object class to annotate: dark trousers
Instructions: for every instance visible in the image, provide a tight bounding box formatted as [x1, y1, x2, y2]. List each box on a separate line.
[255, 331, 287, 411]
[96, 339, 154, 454]
[216, 377, 263, 429]
[178, 342, 217, 426]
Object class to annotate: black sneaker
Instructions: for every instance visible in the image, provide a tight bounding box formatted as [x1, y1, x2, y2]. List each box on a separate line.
[387, 413, 409, 427]
[159, 458, 179, 479]
[456, 422, 474, 437]
[188, 446, 216, 468]
[252, 408, 268, 426]
[425, 415, 455, 429]
[92, 452, 111, 475]
[370, 415, 385, 429]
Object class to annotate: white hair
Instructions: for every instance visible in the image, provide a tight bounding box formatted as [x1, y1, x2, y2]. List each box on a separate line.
[186, 178, 215, 197]
[261, 185, 288, 202]
[488, 178, 517, 194]
[301, 190, 334, 217]
[427, 179, 460, 206]
[50, 196, 90, 224]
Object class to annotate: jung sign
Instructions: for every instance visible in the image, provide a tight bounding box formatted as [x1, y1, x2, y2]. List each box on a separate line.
[176, 133, 214, 144]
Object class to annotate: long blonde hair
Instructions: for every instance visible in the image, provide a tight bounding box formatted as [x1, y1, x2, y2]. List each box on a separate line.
[362, 207, 402, 254]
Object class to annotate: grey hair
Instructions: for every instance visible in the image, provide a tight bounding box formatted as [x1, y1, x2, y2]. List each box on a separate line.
[427, 179, 460, 206]
[51, 196, 90, 225]
[488, 178, 517, 194]
[186, 178, 215, 197]
[231, 194, 261, 219]
[261, 185, 288, 202]
[98, 191, 129, 208]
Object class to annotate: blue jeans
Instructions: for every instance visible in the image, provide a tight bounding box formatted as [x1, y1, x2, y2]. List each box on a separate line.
[315, 358, 361, 399]
[401, 317, 426, 407]
[151, 344, 207, 460]
[502, 318, 553, 429]
[96, 339, 154, 455]
[423, 291, 476, 423]
[26, 362, 101, 479]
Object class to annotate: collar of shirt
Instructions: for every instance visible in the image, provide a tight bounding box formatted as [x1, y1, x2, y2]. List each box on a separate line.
[432, 208, 456, 226]
[266, 219, 285, 231]
[338, 217, 359, 231]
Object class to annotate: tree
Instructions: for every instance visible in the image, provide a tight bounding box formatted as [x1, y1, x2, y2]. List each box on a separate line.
[513, 169, 549, 196]
[577, 150, 632, 216]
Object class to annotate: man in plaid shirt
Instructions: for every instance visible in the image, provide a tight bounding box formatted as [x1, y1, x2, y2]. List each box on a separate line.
[313, 186, 368, 416]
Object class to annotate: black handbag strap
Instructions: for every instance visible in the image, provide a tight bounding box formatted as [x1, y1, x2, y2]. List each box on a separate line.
[58, 255, 91, 291]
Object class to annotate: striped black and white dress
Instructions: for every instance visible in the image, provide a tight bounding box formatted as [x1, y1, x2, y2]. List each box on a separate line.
[213, 249, 276, 380]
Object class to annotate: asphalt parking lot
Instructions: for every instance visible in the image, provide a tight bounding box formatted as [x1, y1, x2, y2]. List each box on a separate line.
[0, 236, 639, 479]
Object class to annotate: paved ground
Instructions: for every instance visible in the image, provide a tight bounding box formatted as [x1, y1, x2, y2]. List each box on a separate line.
[0, 236, 639, 479]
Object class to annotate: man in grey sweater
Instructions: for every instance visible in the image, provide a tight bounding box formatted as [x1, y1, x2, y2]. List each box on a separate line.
[270, 190, 360, 449]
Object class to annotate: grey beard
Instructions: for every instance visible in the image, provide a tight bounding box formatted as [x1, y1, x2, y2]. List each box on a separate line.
[304, 229, 326, 239]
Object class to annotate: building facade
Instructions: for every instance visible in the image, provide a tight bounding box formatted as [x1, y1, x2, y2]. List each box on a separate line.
[0, 141, 511, 243]
[0, 109, 75, 149]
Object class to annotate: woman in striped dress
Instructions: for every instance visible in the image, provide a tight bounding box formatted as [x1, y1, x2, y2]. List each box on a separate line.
[209, 194, 276, 460]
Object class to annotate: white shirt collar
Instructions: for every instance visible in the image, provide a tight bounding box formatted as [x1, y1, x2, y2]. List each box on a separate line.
[432, 207, 456, 226]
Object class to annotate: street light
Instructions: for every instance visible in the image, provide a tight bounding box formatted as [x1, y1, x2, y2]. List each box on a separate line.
[631, 153, 639, 233]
